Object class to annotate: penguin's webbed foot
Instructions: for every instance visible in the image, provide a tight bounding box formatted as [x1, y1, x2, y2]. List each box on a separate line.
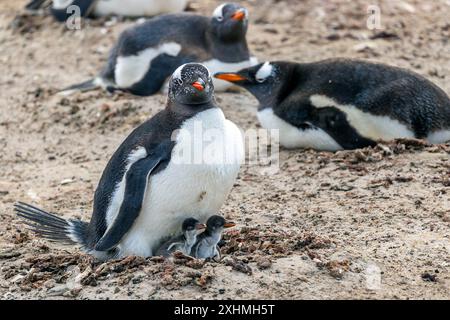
[106, 86, 118, 95]
[172, 251, 195, 260]
[204, 256, 221, 263]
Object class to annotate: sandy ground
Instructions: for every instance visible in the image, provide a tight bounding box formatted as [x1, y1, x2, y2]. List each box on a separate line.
[0, 0, 449, 300]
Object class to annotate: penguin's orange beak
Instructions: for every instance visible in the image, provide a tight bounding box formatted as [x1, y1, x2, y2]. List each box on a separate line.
[192, 81, 205, 91]
[224, 222, 236, 228]
[214, 73, 247, 82]
[231, 10, 246, 21]
[196, 223, 206, 230]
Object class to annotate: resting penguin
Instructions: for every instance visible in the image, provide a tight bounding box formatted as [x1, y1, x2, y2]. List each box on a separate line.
[215, 59, 450, 151]
[25, 0, 188, 22]
[155, 218, 206, 257]
[14, 63, 244, 261]
[60, 3, 257, 96]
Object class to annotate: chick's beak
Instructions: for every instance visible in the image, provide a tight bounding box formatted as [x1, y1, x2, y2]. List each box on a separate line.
[192, 81, 205, 91]
[214, 73, 247, 82]
[224, 222, 236, 228]
[231, 10, 246, 21]
[196, 223, 206, 230]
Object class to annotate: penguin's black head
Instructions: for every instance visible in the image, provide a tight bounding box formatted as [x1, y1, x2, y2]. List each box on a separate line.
[169, 63, 214, 105]
[210, 3, 249, 41]
[214, 62, 283, 104]
[205, 215, 236, 233]
[182, 217, 206, 233]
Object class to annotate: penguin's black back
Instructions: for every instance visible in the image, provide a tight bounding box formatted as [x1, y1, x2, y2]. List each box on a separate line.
[101, 14, 211, 82]
[119, 14, 210, 56]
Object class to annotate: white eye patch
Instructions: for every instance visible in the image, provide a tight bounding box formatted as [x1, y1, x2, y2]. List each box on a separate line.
[255, 62, 273, 82]
[171, 63, 211, 81]
[172, 64, 186, 81]
[213, 3, 226, 21]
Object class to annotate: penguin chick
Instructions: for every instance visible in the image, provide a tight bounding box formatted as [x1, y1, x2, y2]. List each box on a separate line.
[191, 215, 235, 261]
[155, 218, 206, 257]
[14, 63, 244, 261]
[215, 59, 450, 151]
[60, 3, 257, 96]
[25, 0, 188, 22]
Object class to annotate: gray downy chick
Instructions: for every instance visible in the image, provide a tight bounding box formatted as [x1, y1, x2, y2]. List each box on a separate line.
[191, 215, 235, 260]
[156, 217, 206, 257]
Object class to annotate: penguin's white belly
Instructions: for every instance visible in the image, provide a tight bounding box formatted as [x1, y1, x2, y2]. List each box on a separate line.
[53, 0, 74, 9]
[202, 57, 259, 91]
[427, 130, 450, 144]
[257, 108, 343, 151]
[310, 95, 415, 141]
[93, 0, 187, 17]
[119, 108, 244, 257]
[195, 240, 218, 259]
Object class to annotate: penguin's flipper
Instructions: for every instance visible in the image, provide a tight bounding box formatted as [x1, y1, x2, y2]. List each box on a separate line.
[94, 151, 167, 252]
[167, 241, 183, 253]
[276, 99, 376, 150]
[25, 0, 50, 11]
[155, 238, 182, 257]
[314, 106, 377, 150]
[191, 241, 200, 258]
[126, 55, 195, 96]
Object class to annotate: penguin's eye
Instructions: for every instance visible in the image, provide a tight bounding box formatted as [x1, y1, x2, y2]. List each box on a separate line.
[256, 77, 266, 83]
[174, 78, 183, 86]
[216, 16, 224, 22]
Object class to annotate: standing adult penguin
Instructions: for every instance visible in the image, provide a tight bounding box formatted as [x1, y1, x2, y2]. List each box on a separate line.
[25, 0, 188, 22]
[14, 63, 244, 261]
[60, 3, 257, 96]
[215, 59, 450, 150]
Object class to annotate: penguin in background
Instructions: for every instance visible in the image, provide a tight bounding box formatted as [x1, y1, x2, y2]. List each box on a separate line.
[60, 2, 257, 97]
[25, 0, 188, 22]
[14, 63, 244, 261]
[191, 215, 235, 261]
[215, 59, 450, 151]
[155, 218, 206, 258]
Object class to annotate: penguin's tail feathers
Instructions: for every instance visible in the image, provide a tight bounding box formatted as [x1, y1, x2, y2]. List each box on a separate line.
[14, 202, 89, 248]
[57, 77, 107, 96]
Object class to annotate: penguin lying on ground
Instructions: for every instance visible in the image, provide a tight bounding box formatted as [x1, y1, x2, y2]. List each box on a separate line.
[14, 63, 244, 261]
[61, 3, 257, 96]
[25, 0, 188, 22]
[215, 59, 450, 151]
[191, 215, 235, 260]
[155, 218, 206, 257]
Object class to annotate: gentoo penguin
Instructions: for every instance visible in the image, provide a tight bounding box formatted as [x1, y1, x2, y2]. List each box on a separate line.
[191, 215, 235, 260]
[215, 59, 450, 151]
[60, 3, 257, 96]
[155, 218, 206, 257]
[14, 63, 244, 261]
[25, 0, 188, 22]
